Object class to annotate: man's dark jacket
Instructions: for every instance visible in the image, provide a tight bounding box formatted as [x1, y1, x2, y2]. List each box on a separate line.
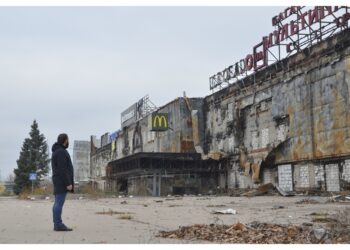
[51, 143, 74, 195]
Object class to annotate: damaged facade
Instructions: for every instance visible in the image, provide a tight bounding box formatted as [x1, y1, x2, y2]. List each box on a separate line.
[91, 98, 219, 195]
[90, 21, 350, 196]
[204, 28, 350, 193]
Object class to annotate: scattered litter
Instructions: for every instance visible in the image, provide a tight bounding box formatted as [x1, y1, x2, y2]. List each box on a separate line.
[96, 209, 133, 216]
[118, 195, 123, 198]
[154, 200, 163, 203]
[207, 204, 226, 208]
[78, 196, 84, 200]
[196, 197, 211, 200]
[169, 204, 182, 207]
[158, 222, 310, 243]
[158, 220, 348, 243]
[309, 212, 339, 224]
[143, 204, 148, 207]
[120, 201, 127, 204]
[310, 212, 328, 216]
[45, 196, 50, 200]
[212, 208, 237, 215]
[118, 214, 133, 220]
[328, 193, 350, 203]
[312, 217, 338, 223]
[296, 197, 321, 204]
[302, 222, 313, 227]
[129, 195, 134, 198]
[272, 205, 285, 210]
[312, 228, 326, 241]
[30, 197, 35, 200]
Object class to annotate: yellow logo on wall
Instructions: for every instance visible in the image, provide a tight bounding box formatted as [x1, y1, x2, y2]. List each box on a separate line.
[151, 113, 168, 131]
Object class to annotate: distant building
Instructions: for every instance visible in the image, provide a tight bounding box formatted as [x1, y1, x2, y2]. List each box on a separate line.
[91, 97, 218, 195]
[4, 181, 14, 193]
[73, 141, 91, 184]
[90, 134, 111, 190]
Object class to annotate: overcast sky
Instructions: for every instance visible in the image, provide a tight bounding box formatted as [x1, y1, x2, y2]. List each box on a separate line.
[0, 6, 283, 180]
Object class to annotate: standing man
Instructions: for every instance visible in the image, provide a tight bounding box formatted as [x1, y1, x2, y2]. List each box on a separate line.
[51, 133, 74, 231]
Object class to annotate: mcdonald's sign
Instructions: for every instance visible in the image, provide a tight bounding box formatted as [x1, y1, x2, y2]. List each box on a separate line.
[151, 113, 168, 131]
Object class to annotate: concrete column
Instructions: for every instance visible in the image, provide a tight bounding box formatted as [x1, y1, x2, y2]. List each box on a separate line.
[342, 160, 350, 182]
[152, 173, 161, 196]
[278, 164, 293, 192]
[152, 174, 157, 196]
[294, 164, 309, 189]
[315, 164, 325, 190]
[325, 164, 340, 192]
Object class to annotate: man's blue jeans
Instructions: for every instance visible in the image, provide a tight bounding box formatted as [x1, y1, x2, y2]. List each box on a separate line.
[53, 192, 67, 227]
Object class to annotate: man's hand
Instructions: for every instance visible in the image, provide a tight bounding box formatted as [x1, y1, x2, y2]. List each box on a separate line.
[67, 185, 73, 191]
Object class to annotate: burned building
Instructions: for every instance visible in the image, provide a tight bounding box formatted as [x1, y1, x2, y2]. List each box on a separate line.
[204, 9, 350, 193]
[91, 6, 350, 195]
[91, 97, 219, 195]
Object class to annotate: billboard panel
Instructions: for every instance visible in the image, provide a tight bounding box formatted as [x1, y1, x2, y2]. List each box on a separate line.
[121, 103, 137, 127]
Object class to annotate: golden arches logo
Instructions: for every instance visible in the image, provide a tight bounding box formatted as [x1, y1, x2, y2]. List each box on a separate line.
[153, 115, 167, 128]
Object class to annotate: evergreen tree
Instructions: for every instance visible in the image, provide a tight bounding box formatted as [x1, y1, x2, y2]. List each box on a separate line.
[13, 120, 50, 194]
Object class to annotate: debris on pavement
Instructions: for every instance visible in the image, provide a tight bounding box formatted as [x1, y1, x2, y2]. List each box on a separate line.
[275, 185, 295, 197]
[169, 204, 182, 207]
[241, 183, 275, 197]
[118, 214, 133, 220]
[272, 205, 285, 209]
[211, 208, 237, 215]
[302, 222, 313, 227]
[311, 213, 339, 224]
[120, 201, 128, 205]
[312, 228, 327, 241]
[96, 209, 132, 216]
[207, 204, 226, 208]
[197, 197, 211, 200]
[157, 221, 350, 243]
[296, 197, 322, 204]
[327, 193, 350, 203]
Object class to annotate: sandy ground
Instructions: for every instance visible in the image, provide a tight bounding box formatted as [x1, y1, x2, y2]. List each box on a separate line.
[0, 195, 349, 244]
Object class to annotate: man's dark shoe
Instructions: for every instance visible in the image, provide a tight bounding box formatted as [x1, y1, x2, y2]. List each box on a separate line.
[54, 224, 73, 231]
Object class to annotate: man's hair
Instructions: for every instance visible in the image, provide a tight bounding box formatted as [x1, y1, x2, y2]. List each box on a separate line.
[57, 133, 68, 145]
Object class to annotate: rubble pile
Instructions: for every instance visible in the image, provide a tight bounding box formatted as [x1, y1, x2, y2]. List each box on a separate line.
[327, 193, 350, 203]
[295, 197, 322, 204]
[157, 222, 350, 244]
